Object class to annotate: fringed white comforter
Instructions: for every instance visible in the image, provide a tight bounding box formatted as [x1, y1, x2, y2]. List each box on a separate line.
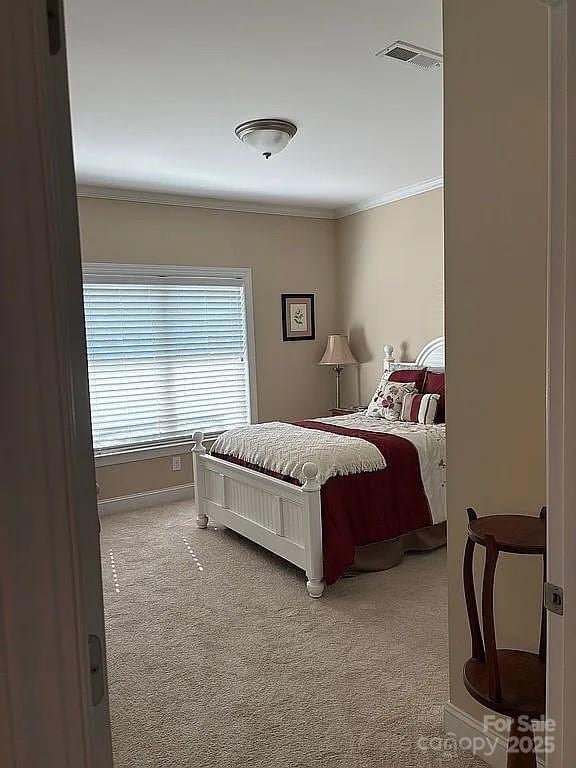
[211, 421, 386, 486]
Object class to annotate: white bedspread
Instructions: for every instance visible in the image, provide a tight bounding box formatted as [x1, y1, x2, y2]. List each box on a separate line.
[211, 421, 386, 486]
[316, 413, 446, 524]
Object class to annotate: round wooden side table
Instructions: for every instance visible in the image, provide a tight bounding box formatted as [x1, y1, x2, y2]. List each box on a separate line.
[463, 507, 546, 768]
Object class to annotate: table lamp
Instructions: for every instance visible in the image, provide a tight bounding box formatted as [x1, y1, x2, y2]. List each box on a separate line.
[319, 334, 358, 409]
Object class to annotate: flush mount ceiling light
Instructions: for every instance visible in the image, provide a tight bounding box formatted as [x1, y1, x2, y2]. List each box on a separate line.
[235, 119, 297, 159]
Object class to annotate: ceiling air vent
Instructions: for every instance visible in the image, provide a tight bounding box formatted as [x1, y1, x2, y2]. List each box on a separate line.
[376, 41, 442, 71]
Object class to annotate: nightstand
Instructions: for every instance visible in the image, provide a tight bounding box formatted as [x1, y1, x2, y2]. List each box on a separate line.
[330, 407, 366, 417]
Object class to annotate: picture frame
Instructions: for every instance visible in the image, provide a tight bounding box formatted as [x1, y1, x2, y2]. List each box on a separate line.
[281, 293, 315, 341]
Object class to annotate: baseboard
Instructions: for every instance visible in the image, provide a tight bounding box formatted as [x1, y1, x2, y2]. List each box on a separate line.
[97, 483, 195, 515]
[444, 703, 545, 768]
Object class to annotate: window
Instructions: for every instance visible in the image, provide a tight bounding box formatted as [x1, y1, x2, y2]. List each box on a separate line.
[83, 265, 255, 453]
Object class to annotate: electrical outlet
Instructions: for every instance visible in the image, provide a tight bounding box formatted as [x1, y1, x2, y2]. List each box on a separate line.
[172, 455, 182, 472]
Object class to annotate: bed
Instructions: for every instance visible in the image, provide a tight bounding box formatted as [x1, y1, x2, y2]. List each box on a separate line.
[191, 337, 446, 597]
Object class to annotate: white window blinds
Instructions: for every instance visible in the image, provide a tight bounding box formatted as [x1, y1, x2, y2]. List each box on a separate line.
[83, 269, 252, 452]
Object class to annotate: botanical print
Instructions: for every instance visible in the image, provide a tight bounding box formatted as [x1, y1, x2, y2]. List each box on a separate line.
[289, 302, 307, 331]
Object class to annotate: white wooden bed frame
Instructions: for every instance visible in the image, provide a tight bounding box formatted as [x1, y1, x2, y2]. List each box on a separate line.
[192, 337, 445, 597]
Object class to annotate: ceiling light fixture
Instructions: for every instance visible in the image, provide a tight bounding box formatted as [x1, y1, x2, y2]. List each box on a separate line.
[235, 119, 297, 159]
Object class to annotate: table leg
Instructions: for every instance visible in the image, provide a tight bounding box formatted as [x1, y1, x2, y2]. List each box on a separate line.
[507, 717, 536, 768]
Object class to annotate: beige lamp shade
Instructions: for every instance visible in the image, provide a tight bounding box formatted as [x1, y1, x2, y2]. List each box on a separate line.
[319, 334, 358, 366]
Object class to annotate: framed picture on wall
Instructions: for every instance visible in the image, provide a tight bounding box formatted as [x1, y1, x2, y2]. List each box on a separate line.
[281, 293, 315, 341]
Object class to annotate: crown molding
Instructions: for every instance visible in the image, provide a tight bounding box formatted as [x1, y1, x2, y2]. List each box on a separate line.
[335, 177, 444, 218]
[76, 177, 445, 221]
[75, 185, 334, 219]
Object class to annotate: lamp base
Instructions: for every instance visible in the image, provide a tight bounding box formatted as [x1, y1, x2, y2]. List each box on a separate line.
[334, 366, 343, 410]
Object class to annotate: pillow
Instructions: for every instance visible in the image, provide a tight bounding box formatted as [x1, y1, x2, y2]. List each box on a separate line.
[422, 371, 445, 422]
[367, 380, 416, 421]
[388, 367, 427, 392]
[400, 393, 440, 425]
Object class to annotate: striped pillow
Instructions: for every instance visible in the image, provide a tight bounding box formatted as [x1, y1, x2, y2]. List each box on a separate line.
[400, 393, 440, 425]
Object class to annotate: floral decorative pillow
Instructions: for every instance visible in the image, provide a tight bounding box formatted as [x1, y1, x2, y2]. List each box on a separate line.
[367, 380, 416, 421]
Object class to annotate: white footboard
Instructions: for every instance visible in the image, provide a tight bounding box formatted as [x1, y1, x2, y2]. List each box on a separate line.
[191, 431, 325, 597]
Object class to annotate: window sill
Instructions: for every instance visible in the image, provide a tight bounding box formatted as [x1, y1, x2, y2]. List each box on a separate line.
[94, 435, 219, 467]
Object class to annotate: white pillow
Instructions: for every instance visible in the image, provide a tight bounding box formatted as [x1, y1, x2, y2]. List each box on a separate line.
[367, 380, 416, 421]
[400, 393, 440, 425]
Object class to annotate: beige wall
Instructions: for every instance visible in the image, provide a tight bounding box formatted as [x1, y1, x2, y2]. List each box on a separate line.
[83, 193, 446, 500]
[98, 453, 194, 499]
[79, 198, 338, 499]
[444, 0, 548, 722]
[336, 190, 444, 406]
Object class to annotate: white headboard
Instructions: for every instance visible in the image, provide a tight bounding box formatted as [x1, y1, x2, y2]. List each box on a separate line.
[383, 337, 445, 372]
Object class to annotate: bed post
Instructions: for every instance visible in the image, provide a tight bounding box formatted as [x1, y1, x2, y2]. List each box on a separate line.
[301, 462, 325, 598]
[383, 344, 395, 372]
[192, 431, 209, 529]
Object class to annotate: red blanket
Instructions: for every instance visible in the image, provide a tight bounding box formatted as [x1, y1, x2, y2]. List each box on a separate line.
[213, 420, 432, 584]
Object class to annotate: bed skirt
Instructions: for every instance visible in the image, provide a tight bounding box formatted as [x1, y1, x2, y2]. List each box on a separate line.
[347, 521, 447, 575]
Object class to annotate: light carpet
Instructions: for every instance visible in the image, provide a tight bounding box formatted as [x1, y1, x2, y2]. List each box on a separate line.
[100, 502, 483, 767]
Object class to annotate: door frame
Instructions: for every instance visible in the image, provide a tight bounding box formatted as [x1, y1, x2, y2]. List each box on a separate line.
[544, 1, 576, 766]
[0, 1, 112, 766]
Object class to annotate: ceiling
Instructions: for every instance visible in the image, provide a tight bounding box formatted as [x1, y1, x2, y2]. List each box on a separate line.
[64, 0, 443, 216]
